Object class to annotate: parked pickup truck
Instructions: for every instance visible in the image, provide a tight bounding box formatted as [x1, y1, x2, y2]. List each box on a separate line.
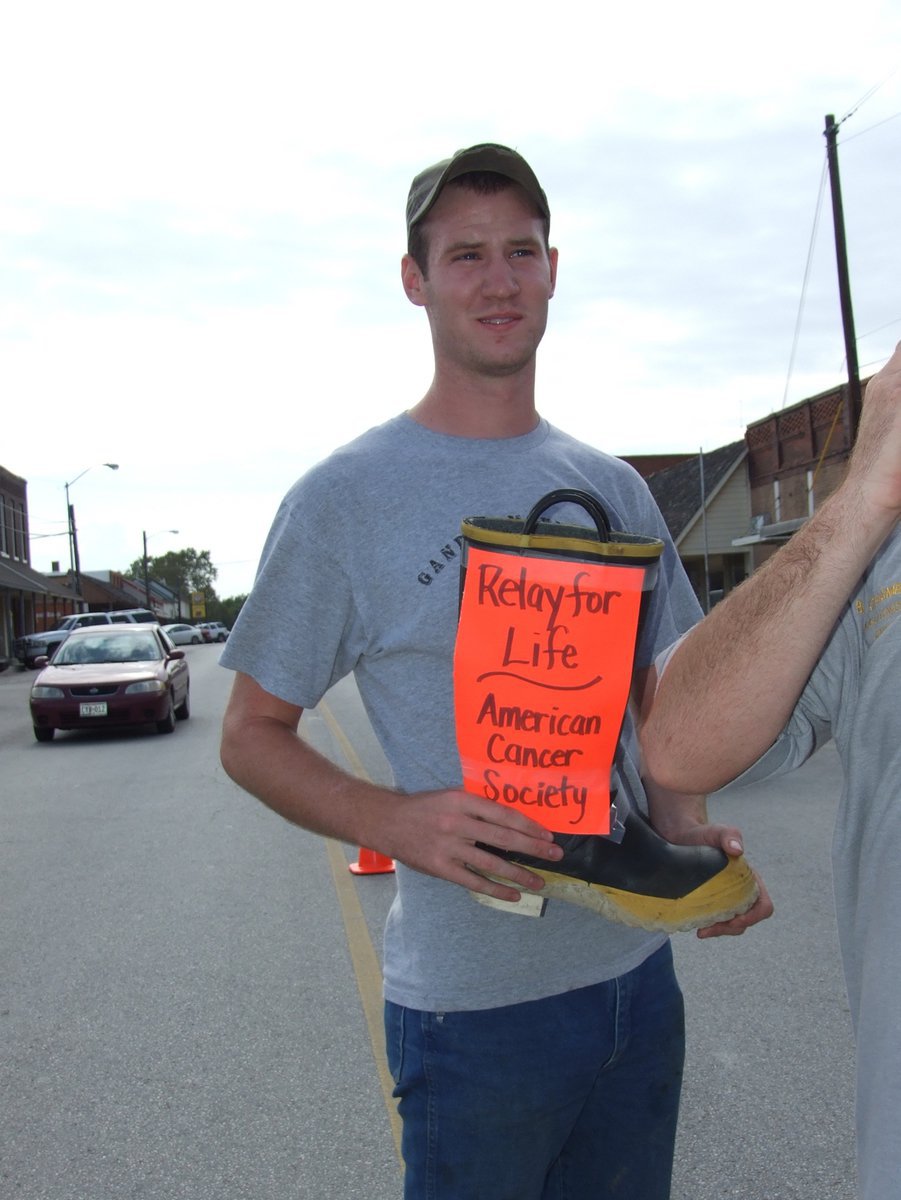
[14, 609, 157, 668]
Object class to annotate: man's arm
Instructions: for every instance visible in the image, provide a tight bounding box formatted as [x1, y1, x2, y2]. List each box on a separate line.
[633, 668, 774, 936]
[642, 342, 901, 794]
[220, 671, 563, 903]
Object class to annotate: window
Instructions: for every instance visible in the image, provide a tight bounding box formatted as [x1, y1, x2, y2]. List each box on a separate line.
[13, 501, 26, 560]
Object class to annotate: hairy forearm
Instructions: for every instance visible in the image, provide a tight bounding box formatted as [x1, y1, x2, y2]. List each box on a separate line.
[643, 480, 895, 793]
[220, 679, 565, 902]
[644, 345, 901, 794]
[221, 709, 401, 851]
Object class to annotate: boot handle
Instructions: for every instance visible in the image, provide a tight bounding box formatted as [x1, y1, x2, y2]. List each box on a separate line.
[522, 489, 611, 542]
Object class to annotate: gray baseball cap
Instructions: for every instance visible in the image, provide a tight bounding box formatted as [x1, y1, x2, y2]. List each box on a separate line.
[405, 143, 550, 247]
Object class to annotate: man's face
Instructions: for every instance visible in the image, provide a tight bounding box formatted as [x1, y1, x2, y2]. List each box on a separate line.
[402, 183, 558, 382]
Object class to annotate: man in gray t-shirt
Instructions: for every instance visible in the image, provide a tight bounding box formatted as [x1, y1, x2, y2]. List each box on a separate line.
[642, 345, 901, 1200]
[220, 143, 770, 1200]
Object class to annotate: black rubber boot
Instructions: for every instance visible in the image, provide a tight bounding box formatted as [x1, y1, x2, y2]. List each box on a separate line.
[457, 489, 758, 931]
[481, 809, 759, 932]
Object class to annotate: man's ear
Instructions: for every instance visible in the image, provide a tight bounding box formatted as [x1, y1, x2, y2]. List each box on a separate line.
[548, 246, 559, 299]
[401, 253, 428, 307]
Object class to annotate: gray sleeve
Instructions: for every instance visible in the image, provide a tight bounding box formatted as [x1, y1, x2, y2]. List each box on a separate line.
[220, 489, 366, 708]
[715, 722, 823, 794]
[716, 629, 844, 794]
[655, 599, 855, 797]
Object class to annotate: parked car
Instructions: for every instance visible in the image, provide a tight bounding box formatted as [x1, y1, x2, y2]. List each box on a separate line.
[29, 624, 190, 742]
[162, 623, 204, 646]
[197, 621, 230, 643]
[14, 609, 157, 668]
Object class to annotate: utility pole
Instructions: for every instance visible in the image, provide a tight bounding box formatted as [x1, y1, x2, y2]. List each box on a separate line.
[698, 448, 711, 613]
[824, 113, 861, 441]
[143, 530, 151, 608]
[66, 494, 82, 600]
[143, 529, 178, 610]
[64, 462, 119, 606]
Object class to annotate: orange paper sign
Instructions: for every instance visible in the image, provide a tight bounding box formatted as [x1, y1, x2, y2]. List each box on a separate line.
[454, 547, 643, 834]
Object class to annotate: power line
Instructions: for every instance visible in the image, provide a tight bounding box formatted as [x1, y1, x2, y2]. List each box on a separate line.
[782, 158, 829, 409]
[782, 74, 900, 409]
[839, 66, 901, 126]
[840, 109, 901, 143]
[859, 355, 894, 373]
[860, 316, 901, 338]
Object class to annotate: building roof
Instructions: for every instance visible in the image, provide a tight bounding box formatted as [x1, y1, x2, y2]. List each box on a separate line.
[0, 557, 79, 600]
[85, 574, 145, 608]
[619, 453, 696, 481]
[644, 441, 747, 541]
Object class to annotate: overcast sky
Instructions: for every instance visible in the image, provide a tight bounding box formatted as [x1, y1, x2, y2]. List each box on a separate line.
[4, 1, 900, 599]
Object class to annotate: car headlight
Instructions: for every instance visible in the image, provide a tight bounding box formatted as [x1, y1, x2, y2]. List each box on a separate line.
[31, 685, 65, 699]
[124, 680, 166, 694]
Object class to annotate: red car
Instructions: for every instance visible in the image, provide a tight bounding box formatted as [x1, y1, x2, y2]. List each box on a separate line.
[29, 624, 190, 742]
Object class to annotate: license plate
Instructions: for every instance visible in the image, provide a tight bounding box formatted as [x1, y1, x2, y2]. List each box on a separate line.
[79, 702, 108, 717]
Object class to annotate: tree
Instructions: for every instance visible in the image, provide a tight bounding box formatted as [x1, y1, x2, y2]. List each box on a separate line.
[211, 593, 248, 628]
[127, 547, 219, 601]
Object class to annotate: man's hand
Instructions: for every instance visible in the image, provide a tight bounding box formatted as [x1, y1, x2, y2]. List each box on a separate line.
[660, 818, 774, 939]
[222, 672, 562, 903]
[384, 788, 565, 904]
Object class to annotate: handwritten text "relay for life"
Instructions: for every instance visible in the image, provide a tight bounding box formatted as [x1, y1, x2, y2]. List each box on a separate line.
[476, 563, 624, 629]
[476, 562, 625, 673]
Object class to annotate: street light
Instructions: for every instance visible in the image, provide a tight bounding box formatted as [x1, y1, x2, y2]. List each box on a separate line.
[64, 463, 119, 601]
[143, 529, 179, 609]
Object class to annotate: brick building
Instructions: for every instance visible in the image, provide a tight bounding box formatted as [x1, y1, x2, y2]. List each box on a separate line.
[0, 465, 77, 668]
[735, 378, 862, 567]
[623, 376, 864, 611]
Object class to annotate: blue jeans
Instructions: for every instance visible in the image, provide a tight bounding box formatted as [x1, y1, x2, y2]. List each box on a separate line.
[384, 942, 685, 1200]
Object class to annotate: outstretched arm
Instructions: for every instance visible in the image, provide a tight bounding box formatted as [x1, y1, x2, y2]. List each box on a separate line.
[633, 669, 774, 937]
[220, 670, 564, 903]
[642, 343, 901, 794]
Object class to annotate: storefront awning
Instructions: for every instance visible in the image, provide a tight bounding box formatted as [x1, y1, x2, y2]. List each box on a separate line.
[0, 559, 78, 599]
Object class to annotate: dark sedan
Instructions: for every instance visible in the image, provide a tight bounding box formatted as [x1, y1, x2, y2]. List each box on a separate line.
[29, 625, 190, 742]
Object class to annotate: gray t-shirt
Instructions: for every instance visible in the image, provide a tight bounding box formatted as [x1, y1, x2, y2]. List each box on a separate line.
[222, 413, 702, 1011]
[720, 531, 901, 1200]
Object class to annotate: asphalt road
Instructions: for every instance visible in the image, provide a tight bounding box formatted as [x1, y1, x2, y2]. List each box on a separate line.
[1, 651, 856, 1199]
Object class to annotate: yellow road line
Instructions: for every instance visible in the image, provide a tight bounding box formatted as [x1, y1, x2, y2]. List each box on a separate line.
[318, 698, 403, 1166]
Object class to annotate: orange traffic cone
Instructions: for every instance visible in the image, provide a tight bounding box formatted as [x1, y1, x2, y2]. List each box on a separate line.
[349, 846, 395, 875]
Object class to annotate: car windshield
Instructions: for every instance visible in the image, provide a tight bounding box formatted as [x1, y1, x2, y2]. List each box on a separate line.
[55, 634, 162, 665]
